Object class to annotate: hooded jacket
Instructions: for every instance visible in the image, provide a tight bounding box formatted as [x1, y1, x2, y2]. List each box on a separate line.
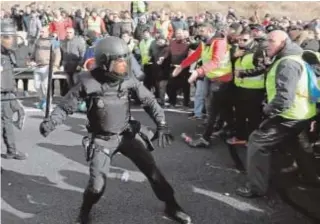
[263, 39, 305, 116]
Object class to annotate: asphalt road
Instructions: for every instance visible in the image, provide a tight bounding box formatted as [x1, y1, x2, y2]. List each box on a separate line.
[1, 99, 318, 224]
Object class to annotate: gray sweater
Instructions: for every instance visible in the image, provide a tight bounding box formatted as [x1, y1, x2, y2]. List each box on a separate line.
[27, 17, 42, 38]
[60, 36, 86, 73]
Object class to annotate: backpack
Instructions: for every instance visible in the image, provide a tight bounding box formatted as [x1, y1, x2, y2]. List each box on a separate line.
[302, 50, 320, 103]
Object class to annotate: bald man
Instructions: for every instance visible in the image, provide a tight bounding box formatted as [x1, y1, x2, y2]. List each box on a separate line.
[236, 30, 320, 198]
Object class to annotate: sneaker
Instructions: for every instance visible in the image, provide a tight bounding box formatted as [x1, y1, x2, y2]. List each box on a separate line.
[188, 115, 202, 120]
[36, 101, 42, 109]
[36, 99, 46, 110]
[281, 161, 298, 173]
[189, 137, 210, 148]
[164, 203, 192, 224]
[2, 151, 27, 160]
[226, 137, 247, 145]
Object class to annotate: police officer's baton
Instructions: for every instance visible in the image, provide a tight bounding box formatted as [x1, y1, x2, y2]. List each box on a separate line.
[44, 39, 55, 119]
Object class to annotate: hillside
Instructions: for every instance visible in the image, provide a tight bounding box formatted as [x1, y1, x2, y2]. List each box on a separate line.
[1, 1, 320, 20]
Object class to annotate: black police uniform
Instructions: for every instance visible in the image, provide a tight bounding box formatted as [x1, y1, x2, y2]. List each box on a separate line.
[1, 20, 26, 160]
[39, 37, 191, 224]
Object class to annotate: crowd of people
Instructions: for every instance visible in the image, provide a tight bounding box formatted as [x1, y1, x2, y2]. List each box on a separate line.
[4, 2, 320, 111]
[1, 1, 320, 223]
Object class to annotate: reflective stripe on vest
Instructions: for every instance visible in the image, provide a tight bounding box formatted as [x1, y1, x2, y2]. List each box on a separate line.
[87, 17, 101, 34]
[155, 21, 170, 39]
[234, 53, 265, 89]
[139, 38, 153, 65]
[128, 41, 136, 52]
[200, 42, 232, 80]
[132, 1, 146, 13]
[266, 55, 316, 120]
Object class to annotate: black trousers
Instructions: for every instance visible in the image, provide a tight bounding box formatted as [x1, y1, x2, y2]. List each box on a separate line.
[167, 68, 190, 106]
[247, 116, 318, 195]
[143, 64, 157, 95]
[15, 79, 29, 92]
[83, 133, 175, 207]
[1, 93, 16, 153]
[222, 83, 236, 131]
[203, 84, 233, 140]
[52, 79, 69, 97]
[234, 87, 265, 140]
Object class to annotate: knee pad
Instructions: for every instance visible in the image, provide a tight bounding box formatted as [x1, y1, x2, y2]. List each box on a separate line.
[87, 173, 107, 194]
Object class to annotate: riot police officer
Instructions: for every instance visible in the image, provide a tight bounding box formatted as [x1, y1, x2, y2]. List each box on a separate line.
[39, 36, 192, 224]
[1, 19, 26, 160]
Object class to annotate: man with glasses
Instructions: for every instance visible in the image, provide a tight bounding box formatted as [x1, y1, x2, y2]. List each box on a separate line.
[173, 23, 232, 147]
[236, 30, 320, 198]
[227, 29, 266, 145]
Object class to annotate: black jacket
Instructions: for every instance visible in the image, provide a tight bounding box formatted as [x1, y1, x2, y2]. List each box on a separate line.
[48, 69, 165, 134]
[1, 46, 16, 92]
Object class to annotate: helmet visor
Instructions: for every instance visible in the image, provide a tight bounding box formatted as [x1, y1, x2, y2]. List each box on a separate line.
[110, 56, 129, 76]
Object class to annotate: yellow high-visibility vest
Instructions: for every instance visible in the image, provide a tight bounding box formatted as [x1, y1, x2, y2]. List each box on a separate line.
[266, 55, 316, 120]
[132, 0, 146, 13]
[234, 53, 265, 89]
[200, 41, 232, 81]
[139, 38, 154, 65]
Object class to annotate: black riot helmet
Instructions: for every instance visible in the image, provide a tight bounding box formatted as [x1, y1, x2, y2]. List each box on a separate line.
[94, 36, 131, 80]
[1, 19, 22, 50]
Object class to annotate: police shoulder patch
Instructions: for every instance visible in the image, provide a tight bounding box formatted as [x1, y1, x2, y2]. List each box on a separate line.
[96, 98, 105, 108]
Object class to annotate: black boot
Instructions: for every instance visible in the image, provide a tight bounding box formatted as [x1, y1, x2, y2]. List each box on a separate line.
[76, 190, 102, 224]
[164, 200, 192, 224]
[235, 183, 264, 198]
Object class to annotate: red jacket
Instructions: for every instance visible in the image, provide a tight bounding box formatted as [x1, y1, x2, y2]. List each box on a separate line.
[64, 17, 73, 29]
[180, 37, 228, 78]
[49, 19, 70, 40]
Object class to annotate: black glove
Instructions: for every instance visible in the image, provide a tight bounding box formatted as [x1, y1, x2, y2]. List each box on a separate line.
[9, 96, 26, 130]
[151, 124, 174, 148]
[262, 104, 276, 117]
[39, 119, 55, 137]
[13, 108, 25, 130]
[82, 136, 95, 161]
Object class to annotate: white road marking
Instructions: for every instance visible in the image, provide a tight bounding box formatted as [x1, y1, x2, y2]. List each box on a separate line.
[193, 186, 265, 213]
[1, 200, 35, 219]
[24, 107, 191, 114]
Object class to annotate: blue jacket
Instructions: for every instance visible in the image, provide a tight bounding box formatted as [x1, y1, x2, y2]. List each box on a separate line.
[83, 39, 102, 63]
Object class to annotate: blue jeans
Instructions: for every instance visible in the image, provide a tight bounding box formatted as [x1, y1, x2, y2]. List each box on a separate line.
[193, 77, 210, 117]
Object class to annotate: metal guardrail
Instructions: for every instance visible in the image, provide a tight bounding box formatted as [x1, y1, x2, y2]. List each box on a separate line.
[14, 68, 68, 80]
